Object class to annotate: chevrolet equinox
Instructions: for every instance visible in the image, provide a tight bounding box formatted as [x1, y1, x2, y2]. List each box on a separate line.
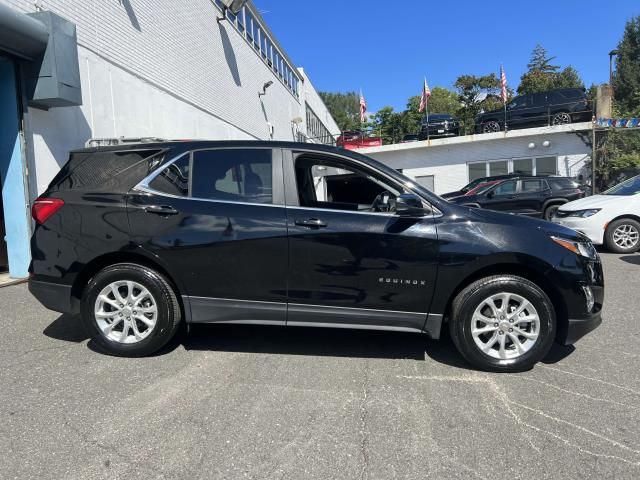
[29, 141, 603, 372]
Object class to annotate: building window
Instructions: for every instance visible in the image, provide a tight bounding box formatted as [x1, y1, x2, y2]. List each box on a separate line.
[414, 175, 435, 192]
[536, 157, 557, 176]
[468, 156, 558, 181]
[513, 158, 533, 175]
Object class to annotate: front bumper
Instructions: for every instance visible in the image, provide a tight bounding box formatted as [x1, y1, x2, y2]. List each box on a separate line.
[560, 311, 602, 345]
[552, 216, 606, 245]
[29, 279, 74, 314]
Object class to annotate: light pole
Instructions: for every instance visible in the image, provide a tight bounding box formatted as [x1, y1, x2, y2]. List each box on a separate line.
[609, 49, 619, 89]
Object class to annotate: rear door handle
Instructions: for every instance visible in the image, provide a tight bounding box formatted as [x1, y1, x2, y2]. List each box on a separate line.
[295, 218, 327, 228]
[144, 205, 179, 215]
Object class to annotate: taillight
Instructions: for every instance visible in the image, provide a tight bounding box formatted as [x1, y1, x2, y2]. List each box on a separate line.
[31, 198, 65, 224]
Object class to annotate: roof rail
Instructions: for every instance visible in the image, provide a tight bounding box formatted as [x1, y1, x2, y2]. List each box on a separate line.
[85, 137, 167, 148]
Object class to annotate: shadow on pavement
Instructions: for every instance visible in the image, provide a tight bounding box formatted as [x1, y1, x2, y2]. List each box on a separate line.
[541, 343, 575, 364]
[621, 255, 640, 265]
[43, 314, 89, 343]
[183, 324, 431, 361]
[43, 316, 575, 367]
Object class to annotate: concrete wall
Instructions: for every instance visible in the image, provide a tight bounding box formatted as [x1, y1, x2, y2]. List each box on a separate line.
[2, 0, 335, 194]
[360, 124, 593, 194]
[298, 68, 340, 140]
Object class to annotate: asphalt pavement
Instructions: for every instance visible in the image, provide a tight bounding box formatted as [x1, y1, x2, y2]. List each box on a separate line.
[1, 253, 639, 479]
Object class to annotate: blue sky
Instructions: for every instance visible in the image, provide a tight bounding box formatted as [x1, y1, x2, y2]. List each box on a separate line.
[253, 0, 639, 112]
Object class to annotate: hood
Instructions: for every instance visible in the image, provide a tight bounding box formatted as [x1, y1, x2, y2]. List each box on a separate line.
[559, 194, 631, 210]
[465, 207, 582, 240]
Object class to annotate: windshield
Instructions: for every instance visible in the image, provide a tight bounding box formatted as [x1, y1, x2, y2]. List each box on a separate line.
[603, 175, 640, 196]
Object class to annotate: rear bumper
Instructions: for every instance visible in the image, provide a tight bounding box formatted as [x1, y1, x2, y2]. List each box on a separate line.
[560, 311, 602, 345]
[29, 279, 73, 314]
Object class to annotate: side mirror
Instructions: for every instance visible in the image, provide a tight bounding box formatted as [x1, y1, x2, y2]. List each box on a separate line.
[395, 193, 426, 217]
[486, 190, 496, 199]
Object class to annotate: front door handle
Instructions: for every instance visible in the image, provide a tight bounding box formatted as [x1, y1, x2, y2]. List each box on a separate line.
[295, 218, 327, 228]
[144, 205, 179, 215]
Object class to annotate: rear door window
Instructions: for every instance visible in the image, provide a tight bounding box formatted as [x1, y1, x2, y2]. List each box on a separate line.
[521, 179, 547, 192]
[191, 149, 273, 204]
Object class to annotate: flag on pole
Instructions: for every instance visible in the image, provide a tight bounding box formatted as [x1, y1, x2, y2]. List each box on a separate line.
[419, 78, 431, 113]
[359, 90, 367, 123]
[500, 65, 508, 104]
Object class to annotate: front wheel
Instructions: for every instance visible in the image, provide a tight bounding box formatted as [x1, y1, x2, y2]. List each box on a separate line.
[449, 275, 555, 372]
[604, 218, 640, 253]
[81, 263, 182, 357]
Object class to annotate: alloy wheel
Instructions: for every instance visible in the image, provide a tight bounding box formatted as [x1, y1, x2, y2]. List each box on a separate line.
[482, 121, 500, 133]
[94, 280, 158, 344]
[552, 112, 572, 125]
[613, 224, 640, 250]
[471, 292, 540, 360]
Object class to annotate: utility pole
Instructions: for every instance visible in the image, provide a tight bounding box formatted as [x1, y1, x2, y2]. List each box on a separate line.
[591, 124, 597, 196]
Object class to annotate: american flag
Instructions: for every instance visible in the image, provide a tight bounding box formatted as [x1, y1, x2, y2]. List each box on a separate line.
[500, 65, 508, 104]
[419, 78, 431, 113]
[359, 90, 367, 123]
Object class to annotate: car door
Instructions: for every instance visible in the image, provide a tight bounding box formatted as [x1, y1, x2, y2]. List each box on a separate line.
[283, 149, 439, 332]
[517, 178, 552, 215]
[481, 180, 519, 212]
[506, 95, 530, 127]
[127, 147, 288, 324]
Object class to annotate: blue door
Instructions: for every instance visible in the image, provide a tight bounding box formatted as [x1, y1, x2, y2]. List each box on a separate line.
[0, 56, 30, 278]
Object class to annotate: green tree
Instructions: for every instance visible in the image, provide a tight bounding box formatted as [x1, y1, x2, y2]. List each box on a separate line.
[370, 106, 404, 144]
[454, 74, 501, 134]
[613, 16, 640, 116]
[518, 44, 584, 95]
[318, 91, 361, 131]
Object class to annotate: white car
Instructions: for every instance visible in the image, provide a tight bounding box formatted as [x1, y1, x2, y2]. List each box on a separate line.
[552, 174, 640, 253]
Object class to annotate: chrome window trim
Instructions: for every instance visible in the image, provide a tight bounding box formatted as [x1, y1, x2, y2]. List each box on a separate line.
[134, 146, 442, 218]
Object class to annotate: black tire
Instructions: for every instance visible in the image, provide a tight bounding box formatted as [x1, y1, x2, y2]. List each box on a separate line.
[81, 263, 182, 357]
[482, 121, 501, 134]
[604, 218, 640, 254]
[543, 204, 562, 221]
[449, 275, 555, 372]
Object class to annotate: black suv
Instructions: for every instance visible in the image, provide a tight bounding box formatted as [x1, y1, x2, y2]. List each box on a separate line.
[418, 114, 460, 140]
[476, 88, 593, 134]
[441, 174, 518, 199]
[449, 176, 585, 219]
[29, 142, 603, 372]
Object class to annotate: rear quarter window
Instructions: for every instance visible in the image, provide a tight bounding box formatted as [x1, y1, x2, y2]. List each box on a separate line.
[50, 150, 162, 192]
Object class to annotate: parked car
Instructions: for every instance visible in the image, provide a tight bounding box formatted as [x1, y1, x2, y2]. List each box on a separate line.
[29, 141, 602, 372]
[449, 176, 585, 219]
[441, 173, 519, 199]
[401, 134, 419, 143]
[418, 114, 460, 140]
[461, 179, 503, 197]
[552, 174, 640, 253]
[475, 88, 593, 134]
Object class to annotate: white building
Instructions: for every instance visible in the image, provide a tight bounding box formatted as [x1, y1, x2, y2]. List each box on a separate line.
[360, 123, 593, 195]
[0, 0, 339, 278]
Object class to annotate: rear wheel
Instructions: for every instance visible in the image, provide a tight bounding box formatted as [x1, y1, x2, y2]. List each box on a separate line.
[604, 218, 640, 253]
[543, 204, 562, 220]
[449, 275, 555, 372]
[81, 263, 181, 356]
[482, 121, 501, 133]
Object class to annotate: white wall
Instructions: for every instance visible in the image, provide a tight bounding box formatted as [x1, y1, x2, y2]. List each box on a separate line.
[2, 0, 336, 194]
[298, 68, 340, 140]
[361, 125, 593, 194]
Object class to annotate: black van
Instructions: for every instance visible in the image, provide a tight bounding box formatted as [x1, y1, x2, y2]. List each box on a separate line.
[476, 88, 593, 133]
[29, 141, 603, 372]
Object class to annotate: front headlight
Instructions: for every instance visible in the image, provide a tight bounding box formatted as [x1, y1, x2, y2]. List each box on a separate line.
[566, 209, 601, 218]
[551, 236, 599, 260]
